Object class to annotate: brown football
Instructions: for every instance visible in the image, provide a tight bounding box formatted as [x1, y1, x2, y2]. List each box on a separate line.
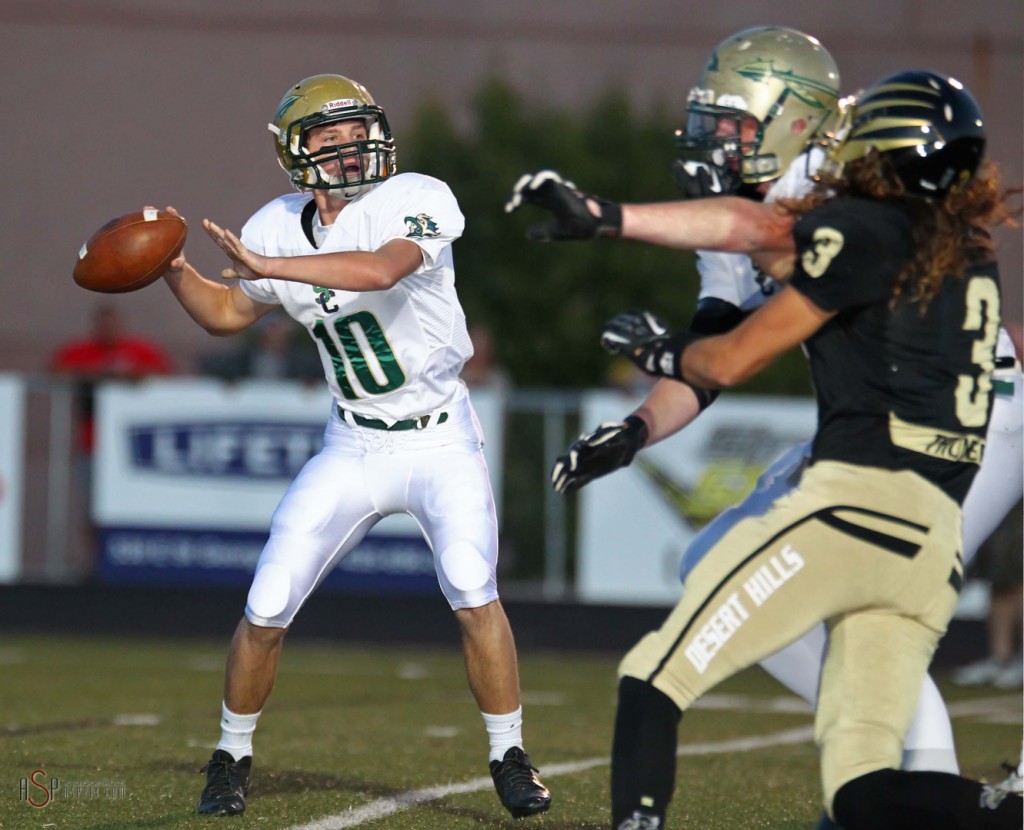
[73, 209, 188, 293]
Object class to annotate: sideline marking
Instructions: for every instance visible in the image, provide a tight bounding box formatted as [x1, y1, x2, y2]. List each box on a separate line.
[284, 725, 815, 830]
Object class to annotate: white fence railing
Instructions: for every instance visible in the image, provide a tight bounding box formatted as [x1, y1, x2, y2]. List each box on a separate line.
[0, 374, 999, 618]
[3, 375, 825, 603]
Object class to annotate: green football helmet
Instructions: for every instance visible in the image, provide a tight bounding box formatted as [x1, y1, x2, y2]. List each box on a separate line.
[676, 26, 841, 188]
[268, 74, 397, 199]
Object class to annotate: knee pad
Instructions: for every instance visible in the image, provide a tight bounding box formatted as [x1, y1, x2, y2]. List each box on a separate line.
[245, 563, 292, 625]
[439, 541, 492, 593]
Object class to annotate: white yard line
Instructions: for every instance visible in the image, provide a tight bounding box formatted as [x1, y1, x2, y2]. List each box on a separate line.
[281, 692, 1022, 830]
[283, 725, 815, 830]
[945, 695, 1024, 719]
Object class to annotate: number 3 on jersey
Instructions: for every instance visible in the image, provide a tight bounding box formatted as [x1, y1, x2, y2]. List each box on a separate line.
[801, 227, 845, 278]
[955, 276, 1000, 427]
[312, 311, 407, 400]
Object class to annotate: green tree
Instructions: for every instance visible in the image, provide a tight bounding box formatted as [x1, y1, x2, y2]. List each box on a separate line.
[402, 77, 812, 398]
[401, 79, 813, 581]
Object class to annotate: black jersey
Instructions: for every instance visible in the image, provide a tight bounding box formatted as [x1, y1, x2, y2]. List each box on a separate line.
[788, 197, 1001, 504]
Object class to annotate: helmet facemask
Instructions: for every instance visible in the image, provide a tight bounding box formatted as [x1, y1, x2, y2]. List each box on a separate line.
[276, 109, 393, 199]
[812, 94, 857, 183]
[676, 100, 776, 192]
[269, 75, 397, 200]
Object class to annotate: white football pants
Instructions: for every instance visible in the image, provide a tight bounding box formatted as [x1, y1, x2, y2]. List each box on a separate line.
[244, 391, 501, 628]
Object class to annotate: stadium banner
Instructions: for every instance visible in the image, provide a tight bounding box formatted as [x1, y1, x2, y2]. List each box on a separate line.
[0, 375, 25, 582]
[93, 378, 505, 591]
[576, 390, 816, 606]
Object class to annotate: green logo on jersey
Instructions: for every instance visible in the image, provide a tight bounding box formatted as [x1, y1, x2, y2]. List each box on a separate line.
[734, 61, 835, 109]
[404, 213, 441, 238]
[314, 285, 339, 314]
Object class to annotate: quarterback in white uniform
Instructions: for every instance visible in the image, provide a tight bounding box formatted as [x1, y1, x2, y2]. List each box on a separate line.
[541, 27, 1023, 828]
[160, 74, 550, 820]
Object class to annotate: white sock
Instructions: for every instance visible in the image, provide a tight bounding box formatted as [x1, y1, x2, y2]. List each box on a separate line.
[481, 707, 524, 763]
[216, 702, 261, 761]
[901, 675, 959, 774]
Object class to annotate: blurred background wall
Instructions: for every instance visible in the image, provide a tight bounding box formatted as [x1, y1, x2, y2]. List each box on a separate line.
[1, 0, 1021, 374]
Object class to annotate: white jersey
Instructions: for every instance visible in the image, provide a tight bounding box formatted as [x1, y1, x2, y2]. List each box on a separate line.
[696, 147, 824, 311]
[239, 172, 473, 423]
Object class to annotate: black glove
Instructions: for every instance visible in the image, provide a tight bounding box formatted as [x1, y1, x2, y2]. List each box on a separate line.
[505, 170, 622, 241]
[601, 309, 698, 379]
[669, 159, 738, 199]
[551, 415, 649, 494]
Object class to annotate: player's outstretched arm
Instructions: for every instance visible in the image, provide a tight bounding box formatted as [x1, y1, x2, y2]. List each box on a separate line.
[159, 207, 273, 336]
[202, 220, 425, 292]
[621, 198, 796, 258]
[550, 380, 705, 494]
[506, 169, 797, 259]
[603, 287, 834, 389]
[632, 379, 705, 444]
[163, 257, 273, 337]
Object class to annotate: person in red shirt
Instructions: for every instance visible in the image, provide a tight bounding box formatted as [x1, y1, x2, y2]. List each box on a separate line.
[51, 302, 174, 452]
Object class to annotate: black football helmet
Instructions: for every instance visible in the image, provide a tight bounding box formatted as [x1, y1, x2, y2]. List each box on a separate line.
[827, 70, 986, 199]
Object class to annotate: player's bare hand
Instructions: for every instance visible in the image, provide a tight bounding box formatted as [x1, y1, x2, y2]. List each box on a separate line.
[145, 205, 188, 275]
[203, 218, 267, 281]
[505, 170, 622, 241]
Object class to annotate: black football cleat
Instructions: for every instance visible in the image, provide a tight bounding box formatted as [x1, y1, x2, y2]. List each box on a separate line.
[489, 746, 552, 818]
[197, 749, 251, 816]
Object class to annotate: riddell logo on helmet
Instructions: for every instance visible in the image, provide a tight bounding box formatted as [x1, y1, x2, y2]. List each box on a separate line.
[321, 98, 360, 113]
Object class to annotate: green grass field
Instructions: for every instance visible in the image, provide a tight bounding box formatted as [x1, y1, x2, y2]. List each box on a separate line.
[0, 633, 1019, 829]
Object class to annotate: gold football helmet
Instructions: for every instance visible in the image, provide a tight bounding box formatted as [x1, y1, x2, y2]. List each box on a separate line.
[676, 26, 840, 188]
[268, 74, 397, 199]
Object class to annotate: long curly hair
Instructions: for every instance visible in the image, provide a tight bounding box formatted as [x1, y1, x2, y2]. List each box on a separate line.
[787, 152, 1021, 310]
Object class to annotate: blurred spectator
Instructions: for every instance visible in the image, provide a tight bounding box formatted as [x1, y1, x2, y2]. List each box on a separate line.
[50, 302, 174, 576]
[952, 498, 1023, 689]
[462, 323, 512, 392]
[50, 302, 174, 453]
[199, 311, 321, 383]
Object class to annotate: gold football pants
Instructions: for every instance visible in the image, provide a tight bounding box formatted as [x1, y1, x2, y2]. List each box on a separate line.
[619, 460, 962, 810]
